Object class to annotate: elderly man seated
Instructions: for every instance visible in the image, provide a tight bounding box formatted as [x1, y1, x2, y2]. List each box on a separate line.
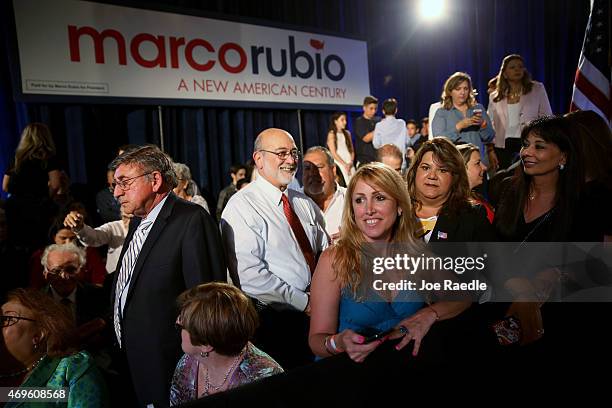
[41, 243, 109, 345]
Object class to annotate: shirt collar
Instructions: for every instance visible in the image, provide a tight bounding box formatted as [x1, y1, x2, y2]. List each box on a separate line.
[254, 175, 289, 206]
[142, 192, 170, 225]
[50, 285, 77, 303]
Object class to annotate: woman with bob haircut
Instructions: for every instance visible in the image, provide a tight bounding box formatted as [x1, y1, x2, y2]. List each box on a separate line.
[309, 163, 470, 363]
[170, 282, 283, 405]
[432, 72, 495, 167]
[1, 288, 108, 407]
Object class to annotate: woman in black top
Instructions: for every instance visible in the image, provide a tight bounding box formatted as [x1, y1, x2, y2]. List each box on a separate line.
[3, 123, 61, 249]
[493, 116, 594, 369]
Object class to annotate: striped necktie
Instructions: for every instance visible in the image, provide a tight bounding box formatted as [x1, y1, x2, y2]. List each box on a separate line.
[113, 219, 153, 347]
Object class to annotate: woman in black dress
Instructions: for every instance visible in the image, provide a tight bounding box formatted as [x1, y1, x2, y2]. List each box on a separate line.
[3, 123, 61, 250]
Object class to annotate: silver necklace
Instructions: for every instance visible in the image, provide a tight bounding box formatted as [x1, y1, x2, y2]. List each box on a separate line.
[0, 354, 46, 379]
[203, 350, 244, 396]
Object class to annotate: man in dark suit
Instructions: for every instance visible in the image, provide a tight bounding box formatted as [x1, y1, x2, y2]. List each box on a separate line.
[110, 145, 226, 407]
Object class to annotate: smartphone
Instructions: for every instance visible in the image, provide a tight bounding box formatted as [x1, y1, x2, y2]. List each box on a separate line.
[360, 327, 395, 344]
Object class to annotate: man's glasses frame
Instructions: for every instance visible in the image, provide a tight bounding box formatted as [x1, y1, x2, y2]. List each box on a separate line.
[258, 149, 301, 161]
[45, 265, 80, 277]
[112, 172, 153, 191]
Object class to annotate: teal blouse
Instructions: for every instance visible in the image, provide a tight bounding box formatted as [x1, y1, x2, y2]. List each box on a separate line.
[5, 351, 109, 408]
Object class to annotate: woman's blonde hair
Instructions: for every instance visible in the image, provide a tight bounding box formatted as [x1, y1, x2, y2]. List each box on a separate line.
[332, 163, 419, 295]
[14, 123, 56, 172]
[440, 72, 476, 110]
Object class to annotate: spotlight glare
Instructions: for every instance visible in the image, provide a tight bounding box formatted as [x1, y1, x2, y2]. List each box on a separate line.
[418, 0, 445, 20]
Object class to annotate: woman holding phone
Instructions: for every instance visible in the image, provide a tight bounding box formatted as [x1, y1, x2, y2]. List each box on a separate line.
[432, 72, 495, 167]
[308, 163, 470, 363]
[487, 54, 552, 171]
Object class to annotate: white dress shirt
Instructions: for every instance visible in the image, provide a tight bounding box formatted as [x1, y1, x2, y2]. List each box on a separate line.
[76, 220, 129, 273]
[372, 116, 410, 154]
[221, 176, 328, 311]
[118, 193, 169, 317]
[322, 185, 347, 236]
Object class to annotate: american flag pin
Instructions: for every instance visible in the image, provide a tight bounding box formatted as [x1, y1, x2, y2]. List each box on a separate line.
[437, 231, 448, 239]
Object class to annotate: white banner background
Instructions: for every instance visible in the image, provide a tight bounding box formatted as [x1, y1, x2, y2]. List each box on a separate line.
[12, 0, 370, 106]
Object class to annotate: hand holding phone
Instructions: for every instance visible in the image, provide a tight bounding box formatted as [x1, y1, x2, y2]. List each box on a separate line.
[360, 327, 395, 344]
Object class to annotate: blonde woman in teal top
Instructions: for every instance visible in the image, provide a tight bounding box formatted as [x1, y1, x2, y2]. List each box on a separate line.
[1, 288, 108, 408]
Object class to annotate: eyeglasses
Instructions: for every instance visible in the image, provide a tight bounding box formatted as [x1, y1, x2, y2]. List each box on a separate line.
[45, 265, 80, 277]
[1, 315, 37, 327]
[258, 149, 301, 161]
[112, 172, 153, 191]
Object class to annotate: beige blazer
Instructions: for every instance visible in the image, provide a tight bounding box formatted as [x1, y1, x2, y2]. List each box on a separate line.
[487, 81, 552, 148]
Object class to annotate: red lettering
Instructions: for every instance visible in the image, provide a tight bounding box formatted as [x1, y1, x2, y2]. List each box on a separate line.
[218, 43, 247, 74]
[68, 25, 126, 65]
[185, 39, 215, 71]
[169, 37, 186, 68]
[130, 34, 167, 68]
[214, 80, 228, 92]
[193, 79, 206, 92]
[177, 79, 188, 91]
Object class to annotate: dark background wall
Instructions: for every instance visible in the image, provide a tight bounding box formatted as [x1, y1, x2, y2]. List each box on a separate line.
[0, 0, 590, 204]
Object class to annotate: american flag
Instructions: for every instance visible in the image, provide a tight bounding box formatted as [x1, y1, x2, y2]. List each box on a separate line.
[570, 0, 610, 126]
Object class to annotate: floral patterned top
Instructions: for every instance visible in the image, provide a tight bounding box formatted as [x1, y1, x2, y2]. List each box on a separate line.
[169, 342, 283, 406]
[5, 351, 108, 408]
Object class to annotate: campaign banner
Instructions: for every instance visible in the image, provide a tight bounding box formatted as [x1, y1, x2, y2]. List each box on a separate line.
[12, 0, 370, 107]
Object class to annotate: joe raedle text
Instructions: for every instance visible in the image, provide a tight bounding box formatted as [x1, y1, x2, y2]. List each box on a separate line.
[372, 279, 488, 291]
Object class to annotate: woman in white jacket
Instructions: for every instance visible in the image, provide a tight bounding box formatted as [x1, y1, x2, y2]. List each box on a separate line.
[487, 54, 552, 171]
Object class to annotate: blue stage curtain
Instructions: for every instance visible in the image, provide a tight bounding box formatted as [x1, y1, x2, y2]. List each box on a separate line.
[0, 0, 590, 201]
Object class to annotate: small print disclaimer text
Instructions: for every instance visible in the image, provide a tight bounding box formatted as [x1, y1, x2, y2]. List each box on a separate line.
[25, 79, 109, 94]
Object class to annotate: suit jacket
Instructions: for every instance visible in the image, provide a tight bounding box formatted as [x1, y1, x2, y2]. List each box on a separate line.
[44, 283, 109, 327]
[429, 203, 498, 243]
[111, 193, 227, 407]
[487, 81, 552, 148]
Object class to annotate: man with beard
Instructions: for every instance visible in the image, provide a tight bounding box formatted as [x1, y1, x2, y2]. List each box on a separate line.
[221, 128, 328, 369]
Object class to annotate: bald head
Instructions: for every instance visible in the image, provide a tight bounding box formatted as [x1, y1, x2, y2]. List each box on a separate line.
[254, 128, 294, 151]
[253, 128, 299, 190]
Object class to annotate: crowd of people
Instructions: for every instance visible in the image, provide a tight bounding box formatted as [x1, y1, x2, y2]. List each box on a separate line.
[1, 53, 611, 406]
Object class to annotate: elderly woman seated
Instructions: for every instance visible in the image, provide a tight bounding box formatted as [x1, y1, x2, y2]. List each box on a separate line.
[1, 288, 108, 407]
[170, 282, 283, 406]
